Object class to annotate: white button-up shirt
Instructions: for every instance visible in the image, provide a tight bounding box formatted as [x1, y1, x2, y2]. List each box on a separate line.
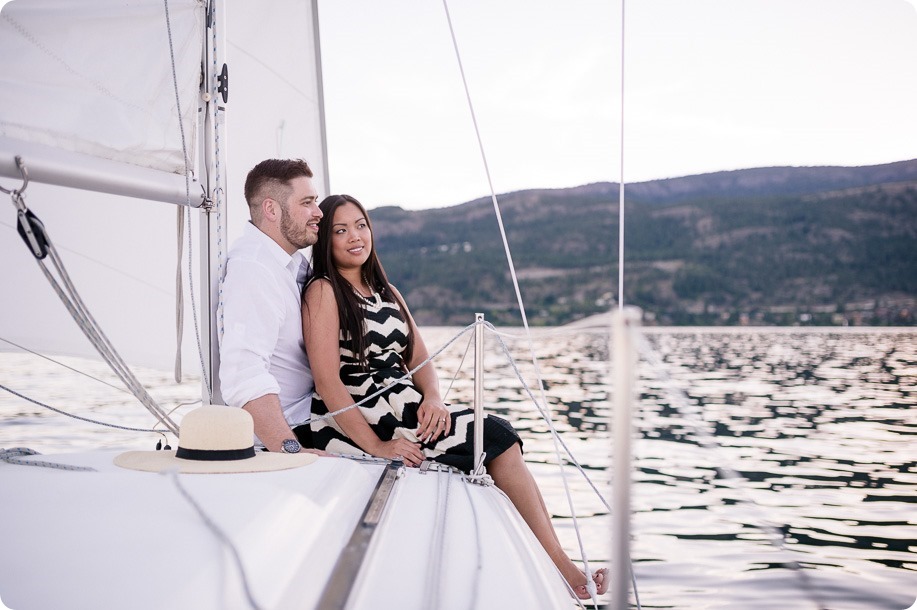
[219, 222, 313, 427]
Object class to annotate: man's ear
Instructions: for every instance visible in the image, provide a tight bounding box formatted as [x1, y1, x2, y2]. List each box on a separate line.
[261, 197, 278, 221]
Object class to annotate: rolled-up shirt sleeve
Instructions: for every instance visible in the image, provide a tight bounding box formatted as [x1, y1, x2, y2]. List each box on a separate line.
[219, 257, 285, 407]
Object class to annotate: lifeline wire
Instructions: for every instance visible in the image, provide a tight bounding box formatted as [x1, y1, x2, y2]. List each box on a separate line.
[0, 336, 200, 436]
[0, 336, 129, 394]
[292, 322, 478, 427]
[0, 383, 168, 440]
[484, 322, 642, 608]
[439, 3, 597, 603]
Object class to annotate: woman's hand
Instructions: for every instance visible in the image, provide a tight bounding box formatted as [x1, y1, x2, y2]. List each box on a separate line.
[372, 438, 425, 467]
[416, 398, 451, 444]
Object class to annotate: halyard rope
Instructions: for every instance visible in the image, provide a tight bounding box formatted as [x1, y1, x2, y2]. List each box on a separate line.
[18, 231, 179, 435]
[162, 0, 189, 384]
[163, 0, 212, 396]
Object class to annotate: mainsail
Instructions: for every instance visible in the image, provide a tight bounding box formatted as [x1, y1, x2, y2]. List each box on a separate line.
[0, 0, 328, 385]
[0, 0, 205, 204]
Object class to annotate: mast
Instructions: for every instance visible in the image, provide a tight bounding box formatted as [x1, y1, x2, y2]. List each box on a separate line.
[200, 0, 228, 406]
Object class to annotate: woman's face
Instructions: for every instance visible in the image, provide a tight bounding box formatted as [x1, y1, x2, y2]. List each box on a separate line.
[330, 202, 373, 271]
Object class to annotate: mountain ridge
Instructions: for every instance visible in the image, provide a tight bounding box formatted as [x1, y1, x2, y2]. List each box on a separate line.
[368, 160, 917, 326]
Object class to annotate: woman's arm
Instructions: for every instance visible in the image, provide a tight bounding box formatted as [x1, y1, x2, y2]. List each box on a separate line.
[303, 280, 424, 464]
[391, 286, 452, 442]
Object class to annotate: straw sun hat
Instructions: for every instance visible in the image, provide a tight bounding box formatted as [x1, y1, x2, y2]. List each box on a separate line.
[114, 405, 317, 474]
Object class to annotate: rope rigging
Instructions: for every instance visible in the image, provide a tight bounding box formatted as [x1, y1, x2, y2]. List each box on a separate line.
[2, 157, 179, 437]
[439, 2, 603, 604]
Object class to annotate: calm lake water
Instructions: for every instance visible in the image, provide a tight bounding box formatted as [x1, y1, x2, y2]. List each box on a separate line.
[1, 326, 915, 609]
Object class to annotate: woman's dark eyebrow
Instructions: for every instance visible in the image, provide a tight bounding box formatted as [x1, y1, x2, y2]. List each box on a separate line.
[333, 217, 366, 227]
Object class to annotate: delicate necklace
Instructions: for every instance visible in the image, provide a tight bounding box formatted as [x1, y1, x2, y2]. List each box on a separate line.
[346, 270, 373, 299]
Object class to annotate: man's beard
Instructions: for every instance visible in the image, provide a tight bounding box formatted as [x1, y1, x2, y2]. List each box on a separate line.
[280, 203, 317, 249]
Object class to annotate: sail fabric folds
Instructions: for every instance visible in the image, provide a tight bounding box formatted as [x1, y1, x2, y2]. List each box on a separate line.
[0, 0, 204, 177]
[0, 0, 329, 376]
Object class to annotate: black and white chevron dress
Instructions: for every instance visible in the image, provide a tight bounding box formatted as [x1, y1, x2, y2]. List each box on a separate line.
[310, 291, 520, 472]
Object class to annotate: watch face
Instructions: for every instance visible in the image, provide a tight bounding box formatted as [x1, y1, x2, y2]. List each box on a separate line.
[281, 439, 301, 454]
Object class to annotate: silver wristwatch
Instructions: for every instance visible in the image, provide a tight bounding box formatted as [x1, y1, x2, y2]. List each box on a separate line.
[280, 438, 302, 454]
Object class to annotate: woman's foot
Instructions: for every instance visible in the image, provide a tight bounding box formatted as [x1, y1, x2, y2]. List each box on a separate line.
[571, 567, 608, 600]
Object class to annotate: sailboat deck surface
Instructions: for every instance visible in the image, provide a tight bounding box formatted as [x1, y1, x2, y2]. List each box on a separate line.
[0, 452, 574, 610]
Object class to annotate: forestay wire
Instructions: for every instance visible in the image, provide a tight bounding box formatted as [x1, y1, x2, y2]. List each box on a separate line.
[439, 0, 602, 603]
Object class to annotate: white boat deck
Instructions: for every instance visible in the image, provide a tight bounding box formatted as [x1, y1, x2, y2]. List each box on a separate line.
[0, 451, 575, 610]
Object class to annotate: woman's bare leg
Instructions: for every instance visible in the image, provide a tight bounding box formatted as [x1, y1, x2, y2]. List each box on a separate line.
[487, 443, 605, 597]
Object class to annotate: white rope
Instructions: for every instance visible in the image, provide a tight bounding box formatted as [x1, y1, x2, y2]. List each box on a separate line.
[162, 0, 190, 385]
[0, 448, 97, 472]
[31, 240, 179, 435]
[291, 322, 477, 427]
[0, 384, 169, 440]
[175, 207, 185, 382]
[423, 469, 451, 609]
[168, 470, 263, 610]
[457, 472, 485, 610]
[163, 0, 213, 397]
[439, 1, 595, 594]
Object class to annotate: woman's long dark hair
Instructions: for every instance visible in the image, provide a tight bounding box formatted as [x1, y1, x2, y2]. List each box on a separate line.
[306, 194, 414, 369]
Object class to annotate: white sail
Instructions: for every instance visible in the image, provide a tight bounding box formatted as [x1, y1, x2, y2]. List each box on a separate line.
[0, 0, 328, 377]
[0, 0, 205, 203]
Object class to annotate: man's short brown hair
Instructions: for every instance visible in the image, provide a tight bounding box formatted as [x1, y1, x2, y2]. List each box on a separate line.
[244, 159, 314, 221]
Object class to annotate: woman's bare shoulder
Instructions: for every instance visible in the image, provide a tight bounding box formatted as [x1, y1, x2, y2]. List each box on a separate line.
[304, 277, 335, 303]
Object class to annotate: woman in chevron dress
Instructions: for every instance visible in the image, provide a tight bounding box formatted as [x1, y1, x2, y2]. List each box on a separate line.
[302, 194, 607, 599]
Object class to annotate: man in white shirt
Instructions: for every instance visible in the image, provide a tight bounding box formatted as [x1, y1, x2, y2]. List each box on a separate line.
[219, 159, 324, 454]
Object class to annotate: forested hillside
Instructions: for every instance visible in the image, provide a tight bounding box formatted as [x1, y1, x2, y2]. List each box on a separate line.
[369, 161, 917, 326]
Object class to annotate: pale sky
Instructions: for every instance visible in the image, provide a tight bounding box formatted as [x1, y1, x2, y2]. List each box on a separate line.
[317, 0, 917, 210]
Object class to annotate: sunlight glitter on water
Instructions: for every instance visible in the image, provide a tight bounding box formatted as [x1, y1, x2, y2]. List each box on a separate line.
[1, 327, 914, 609]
